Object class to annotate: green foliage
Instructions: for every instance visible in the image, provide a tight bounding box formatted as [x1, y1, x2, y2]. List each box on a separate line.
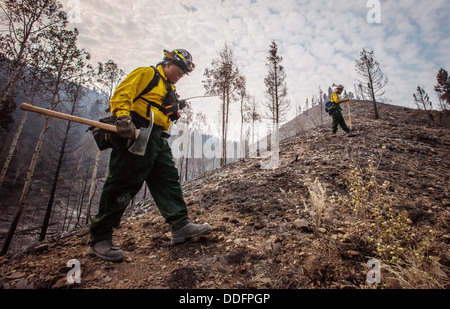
[335, 157, 435, 265]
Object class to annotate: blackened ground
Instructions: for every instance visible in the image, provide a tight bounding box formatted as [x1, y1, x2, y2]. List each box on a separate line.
[1, 102, 449, 289]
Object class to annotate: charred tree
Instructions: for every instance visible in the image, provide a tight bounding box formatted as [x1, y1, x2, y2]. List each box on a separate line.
[203, 44, 243, 166]
[413, 86, 433, 110]
[263, 40, 290, 125]
[435, 68, 450, 110]
[39, 78, 89, 240]
[2, 27, 90, 255]
[355, 49, 388, 120]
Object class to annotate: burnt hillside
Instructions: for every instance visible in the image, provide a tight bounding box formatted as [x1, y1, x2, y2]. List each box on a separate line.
[1, 101, 449, 290]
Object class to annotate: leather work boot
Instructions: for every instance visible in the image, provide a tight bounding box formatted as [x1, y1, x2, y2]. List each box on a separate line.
[172, 223, 211, 245]
[345, 131, 357, 137]
[87, 240, 125, 262]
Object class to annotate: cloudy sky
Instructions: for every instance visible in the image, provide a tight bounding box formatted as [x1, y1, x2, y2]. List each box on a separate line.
[65, 0, 450, 126]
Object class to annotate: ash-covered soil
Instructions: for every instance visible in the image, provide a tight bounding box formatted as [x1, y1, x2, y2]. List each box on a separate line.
[1, 102, 449, 290]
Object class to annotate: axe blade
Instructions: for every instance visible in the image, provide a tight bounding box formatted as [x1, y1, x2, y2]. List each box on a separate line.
[128, 111, 154, 156]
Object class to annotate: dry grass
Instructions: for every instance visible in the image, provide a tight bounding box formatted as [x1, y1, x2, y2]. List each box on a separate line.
[304, 178, 328, 234]
[333, 150, 443, 289]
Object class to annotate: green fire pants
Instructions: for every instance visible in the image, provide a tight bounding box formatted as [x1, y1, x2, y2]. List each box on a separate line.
[89, 134, 189, 245]
[331, 108, 350, 134]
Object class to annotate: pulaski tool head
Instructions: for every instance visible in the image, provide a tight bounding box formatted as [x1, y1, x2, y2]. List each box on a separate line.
[128, 111, 154, 156]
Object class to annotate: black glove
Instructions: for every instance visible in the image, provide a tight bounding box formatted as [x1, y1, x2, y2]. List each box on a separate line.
[178, 100, 187, 110]
[115, 115, 136, 140]
[163, 100, 187, 121]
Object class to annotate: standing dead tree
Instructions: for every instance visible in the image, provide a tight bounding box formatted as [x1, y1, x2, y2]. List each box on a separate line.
[355, 49, 388, 120]
[39, 65, 92, 240]
[413, 86, 433, 110]
[263, 40, 290, 125]
[236, 75, 251, 160]
[435, 68, 450, 110]
[248, 96, 261, 157]
[1, 26, 89, 255]
[203, 44, 243, 166]
[0, 41, 50, 187]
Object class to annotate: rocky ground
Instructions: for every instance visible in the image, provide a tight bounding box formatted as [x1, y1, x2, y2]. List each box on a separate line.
[0, 102, 449, 290]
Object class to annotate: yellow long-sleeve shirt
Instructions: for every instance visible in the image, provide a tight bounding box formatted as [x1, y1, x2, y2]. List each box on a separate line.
[330, 92, 349, 110]
[330, 92, 349, 104]
[110, 65, 175, 131]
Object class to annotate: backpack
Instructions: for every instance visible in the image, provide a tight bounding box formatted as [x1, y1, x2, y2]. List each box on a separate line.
[325, 101, 335, 115]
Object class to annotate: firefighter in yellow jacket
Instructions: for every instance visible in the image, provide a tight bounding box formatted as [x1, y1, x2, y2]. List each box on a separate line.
[330, 85, 352, 135]
[88, 49, 211, 262]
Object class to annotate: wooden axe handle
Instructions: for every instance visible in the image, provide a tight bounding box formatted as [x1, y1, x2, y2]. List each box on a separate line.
[21, 103, 118, 132]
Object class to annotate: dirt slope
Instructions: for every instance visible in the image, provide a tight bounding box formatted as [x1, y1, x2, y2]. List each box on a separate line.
[1, 102, 449, 290]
